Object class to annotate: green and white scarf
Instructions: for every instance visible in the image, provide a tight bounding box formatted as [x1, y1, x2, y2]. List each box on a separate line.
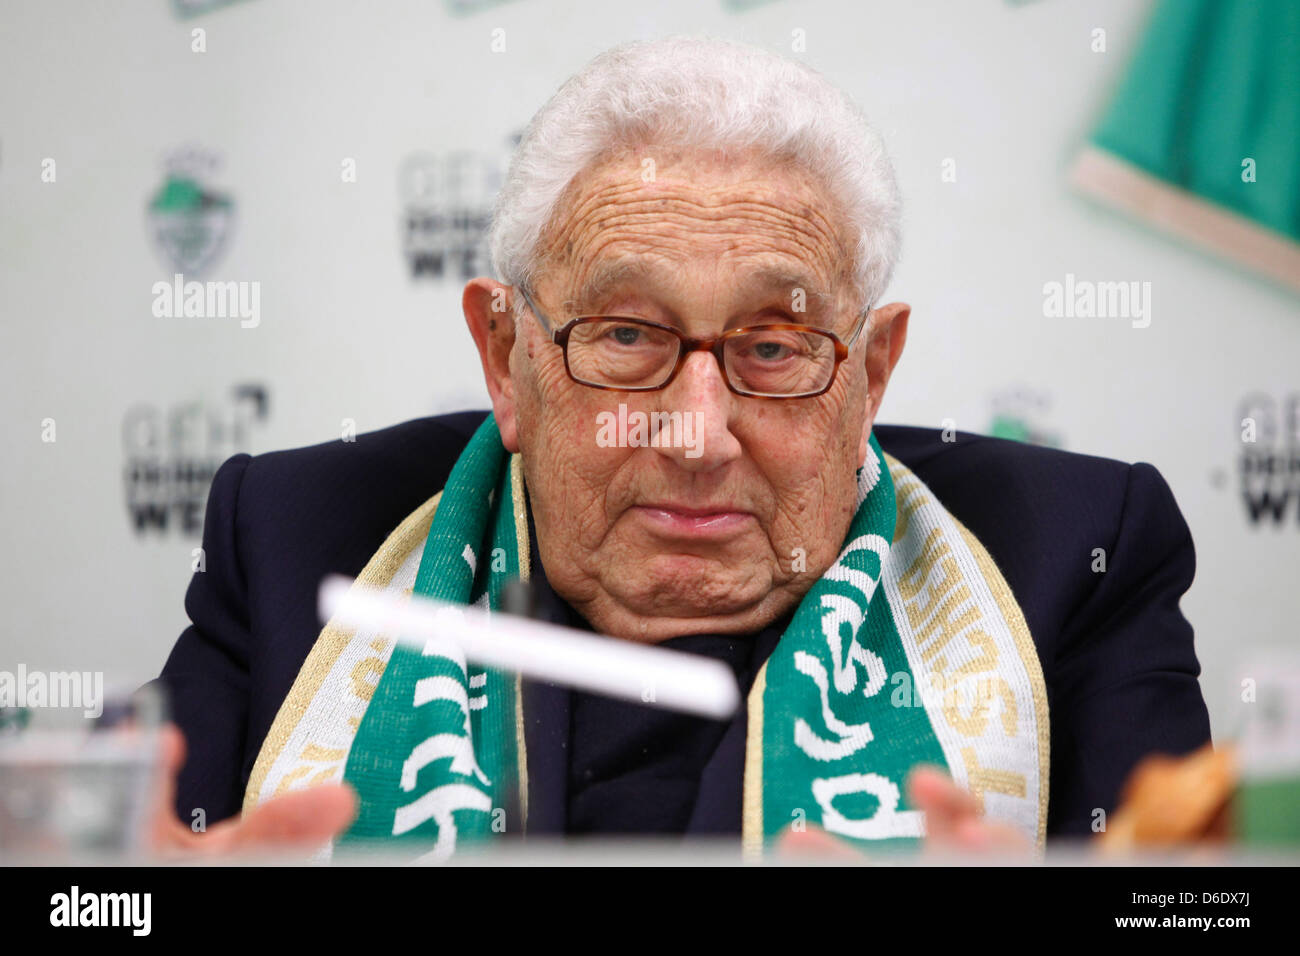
[246, 415, 1049, 860]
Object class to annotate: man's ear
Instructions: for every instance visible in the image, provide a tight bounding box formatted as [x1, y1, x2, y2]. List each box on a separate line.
[463, 277, 521, 452]
[858, 301, 910, 467]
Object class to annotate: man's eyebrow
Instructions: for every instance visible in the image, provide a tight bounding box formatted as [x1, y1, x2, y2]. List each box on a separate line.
[565, 260, 659, 312]
[745, 267, 835, 311]
[564, 260, 836, 315]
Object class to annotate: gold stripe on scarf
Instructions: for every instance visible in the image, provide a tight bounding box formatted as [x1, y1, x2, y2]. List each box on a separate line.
[242, 489, 444, 814]
[741, 660, 768, 860]
[953, 519, 1051, 849]
[509, 453, 531, 833]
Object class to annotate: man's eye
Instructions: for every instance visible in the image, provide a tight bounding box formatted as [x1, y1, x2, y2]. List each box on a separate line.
[607, 325, 644, 346]
[750, 339, 796, 361]
[743, 338, 800, 364]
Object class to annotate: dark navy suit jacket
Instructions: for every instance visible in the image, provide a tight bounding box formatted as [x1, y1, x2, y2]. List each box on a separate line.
[154, 410, 1213, 839]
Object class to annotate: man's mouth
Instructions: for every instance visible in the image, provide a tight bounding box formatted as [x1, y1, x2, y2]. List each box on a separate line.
[630, 503, 756, 538]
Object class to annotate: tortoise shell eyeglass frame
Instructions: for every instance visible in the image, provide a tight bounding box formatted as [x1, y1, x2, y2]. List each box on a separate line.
[513, 285, 873, 400]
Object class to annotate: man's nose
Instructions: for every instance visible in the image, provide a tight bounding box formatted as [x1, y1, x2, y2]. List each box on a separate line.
[649, 349, 744, 471]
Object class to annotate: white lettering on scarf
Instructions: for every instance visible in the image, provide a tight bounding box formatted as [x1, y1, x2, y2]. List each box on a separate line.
[797, 531, 925, 838]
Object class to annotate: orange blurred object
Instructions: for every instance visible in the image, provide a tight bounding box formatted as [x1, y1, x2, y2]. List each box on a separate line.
[1099, 743, 1236, 852]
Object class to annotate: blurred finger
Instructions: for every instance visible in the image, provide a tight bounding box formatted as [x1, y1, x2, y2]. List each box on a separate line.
[215, 783, 359, 856]
[953, 817, 1032, 854]
[146, 724, 195, 853]
[775, 824, 864, 860]
[905, 765, 975, 841]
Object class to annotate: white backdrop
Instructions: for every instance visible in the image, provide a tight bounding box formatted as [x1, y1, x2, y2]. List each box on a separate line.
[2, 0, 1298, 741]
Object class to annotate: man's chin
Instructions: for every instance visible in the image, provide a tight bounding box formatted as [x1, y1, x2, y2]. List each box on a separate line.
[590, 557, 790, 639]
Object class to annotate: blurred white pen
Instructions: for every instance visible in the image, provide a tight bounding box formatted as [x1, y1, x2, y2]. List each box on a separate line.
[318, 575, 740, 720]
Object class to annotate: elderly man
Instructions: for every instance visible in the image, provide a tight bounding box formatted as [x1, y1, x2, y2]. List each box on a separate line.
[151, 36, 1211, 859]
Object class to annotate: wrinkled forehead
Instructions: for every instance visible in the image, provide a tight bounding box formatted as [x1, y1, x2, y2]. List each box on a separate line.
[533, 146, 860, 316]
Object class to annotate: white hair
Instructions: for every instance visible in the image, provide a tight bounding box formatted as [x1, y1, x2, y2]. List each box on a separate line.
[488, 35, 901, 319]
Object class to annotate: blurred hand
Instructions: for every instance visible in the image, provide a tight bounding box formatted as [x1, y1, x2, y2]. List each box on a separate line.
[1099, 743, 1234, 852]
[777, 764, 1032, 859]
[906, 764, 1031, 854]
[147, 724, 358, 858]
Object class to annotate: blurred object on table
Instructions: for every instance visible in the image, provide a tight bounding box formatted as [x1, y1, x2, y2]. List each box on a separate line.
[0, 681, 166, 857]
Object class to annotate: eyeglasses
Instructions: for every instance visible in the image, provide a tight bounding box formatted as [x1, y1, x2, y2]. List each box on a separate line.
[516, 287, 871, 399]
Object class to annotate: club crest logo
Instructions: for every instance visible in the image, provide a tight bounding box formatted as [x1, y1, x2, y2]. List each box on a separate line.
[148, 147, 235, 277]
[171, 0, 251, 19]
